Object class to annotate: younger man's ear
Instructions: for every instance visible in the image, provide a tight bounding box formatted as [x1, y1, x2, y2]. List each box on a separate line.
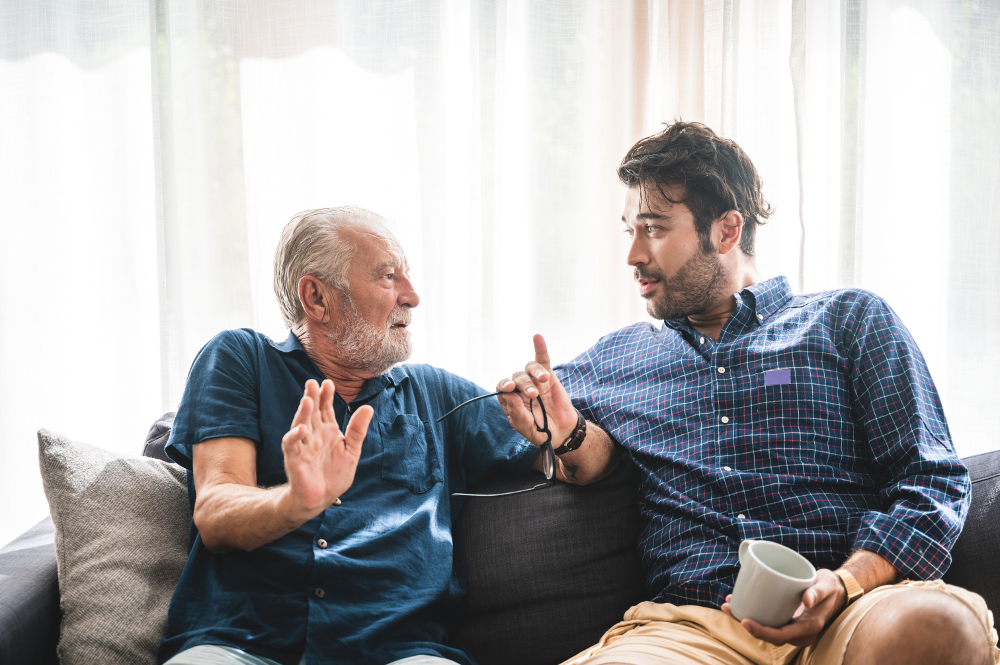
[298, 275, 336, 324]
[716, 210, 744, 255]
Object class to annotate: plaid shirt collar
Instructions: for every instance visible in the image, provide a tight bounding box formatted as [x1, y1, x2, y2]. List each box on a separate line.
[661, 275, 795, 339]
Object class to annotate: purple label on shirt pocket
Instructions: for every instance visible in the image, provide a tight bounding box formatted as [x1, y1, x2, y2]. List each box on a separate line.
[764, 369, 791, 386]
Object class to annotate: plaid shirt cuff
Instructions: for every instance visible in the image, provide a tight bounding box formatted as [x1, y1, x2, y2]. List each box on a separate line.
[852, 510, 953, 580]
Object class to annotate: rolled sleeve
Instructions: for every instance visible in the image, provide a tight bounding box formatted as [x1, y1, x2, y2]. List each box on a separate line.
[847, 296, 970, 578]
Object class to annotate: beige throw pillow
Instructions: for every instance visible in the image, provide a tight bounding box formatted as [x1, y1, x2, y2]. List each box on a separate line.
[38, 429, 191, 665]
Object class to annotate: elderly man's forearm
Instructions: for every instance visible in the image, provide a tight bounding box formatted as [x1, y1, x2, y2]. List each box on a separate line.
[194, 483, 313, 553]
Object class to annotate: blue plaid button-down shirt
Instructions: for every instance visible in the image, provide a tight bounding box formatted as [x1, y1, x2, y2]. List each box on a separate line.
[557, 276, 969, 609]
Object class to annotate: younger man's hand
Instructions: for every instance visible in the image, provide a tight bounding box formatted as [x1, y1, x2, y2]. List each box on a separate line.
[496, 334, 578, 447]
[721, 568, 847, 647]
[281, 379, 373, 520]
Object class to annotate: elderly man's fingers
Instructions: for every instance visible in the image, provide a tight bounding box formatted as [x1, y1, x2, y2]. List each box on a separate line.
[281, 422, 308, 453]
[533, 334, 552, 371]
[305, 383, 325, 434]
[343, 405, 373, 457]
[290, 395, 314, 433]
[303, 378, 320, 400]
[319, 379, 337, 425]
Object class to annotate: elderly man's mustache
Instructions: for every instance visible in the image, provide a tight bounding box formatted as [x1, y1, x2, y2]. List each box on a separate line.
[388, 309, 412, 327]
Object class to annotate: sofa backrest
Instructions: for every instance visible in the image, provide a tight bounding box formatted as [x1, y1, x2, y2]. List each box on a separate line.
[454, 460, 646, 665]
[942, 449, 1000, 613]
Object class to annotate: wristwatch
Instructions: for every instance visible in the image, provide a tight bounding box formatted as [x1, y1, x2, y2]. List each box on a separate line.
[835, 569, 864, 607]
[554, 409, 587, 456]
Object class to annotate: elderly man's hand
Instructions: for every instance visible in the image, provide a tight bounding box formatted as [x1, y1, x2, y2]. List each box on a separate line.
[721, 568, 847, 647]
[281, 379, 373, 519]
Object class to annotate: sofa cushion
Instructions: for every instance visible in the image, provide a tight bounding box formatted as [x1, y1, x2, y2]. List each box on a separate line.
[38, 429, 191, 665]
[453, 459, 647, 665]
[943, 449, 1000, 614]
[143, 411, 176, 463]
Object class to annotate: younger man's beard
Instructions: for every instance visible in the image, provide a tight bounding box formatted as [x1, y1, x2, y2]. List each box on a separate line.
[638, 245, 729, 321]
[329, 295, 412, 376]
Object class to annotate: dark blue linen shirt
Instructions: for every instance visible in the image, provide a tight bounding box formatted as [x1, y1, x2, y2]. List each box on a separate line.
[557, 276, 969, 609]
[159, 329, 537, 665]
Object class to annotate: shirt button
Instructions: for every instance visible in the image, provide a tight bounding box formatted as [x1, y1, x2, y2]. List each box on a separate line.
[737, 514, 746, 519]
[314, 588, 325, 598]
[757, 314, 764, 321]
[332, 498, 342, 506]
[721, 416, 730, 424]
[317, 539, 328, 549]
[700, 336, 706, 344]
[717, 367, 726, 374]
[723, 466, 732, 471]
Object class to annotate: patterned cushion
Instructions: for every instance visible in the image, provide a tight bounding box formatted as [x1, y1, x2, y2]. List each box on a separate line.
[38, 429, 191, 665]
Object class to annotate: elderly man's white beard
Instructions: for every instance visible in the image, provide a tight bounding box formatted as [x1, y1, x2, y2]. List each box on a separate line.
[329, 296, 413, 376]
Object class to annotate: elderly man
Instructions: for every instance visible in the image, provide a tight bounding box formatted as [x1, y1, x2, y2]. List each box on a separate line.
[499, 122, 998, 665]
[157, 207, 540, 665]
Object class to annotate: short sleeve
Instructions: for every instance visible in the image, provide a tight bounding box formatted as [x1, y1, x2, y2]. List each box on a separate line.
[165, 330, 262, 470]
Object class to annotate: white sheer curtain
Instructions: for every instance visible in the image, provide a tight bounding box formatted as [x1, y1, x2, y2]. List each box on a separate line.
[1, 0, 997, 546]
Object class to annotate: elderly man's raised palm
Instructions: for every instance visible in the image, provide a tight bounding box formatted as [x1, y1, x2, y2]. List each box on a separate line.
[282, 379, 373, 516]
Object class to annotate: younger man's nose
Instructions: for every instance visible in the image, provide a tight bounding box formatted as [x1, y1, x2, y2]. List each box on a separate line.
[627, 237, 649, 268]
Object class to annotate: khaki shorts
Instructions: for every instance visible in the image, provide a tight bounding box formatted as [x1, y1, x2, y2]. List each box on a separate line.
[561, 581, 1000, 665]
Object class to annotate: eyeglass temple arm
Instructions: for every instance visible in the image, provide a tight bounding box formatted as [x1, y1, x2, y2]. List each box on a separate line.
[435, 388, 523, 422]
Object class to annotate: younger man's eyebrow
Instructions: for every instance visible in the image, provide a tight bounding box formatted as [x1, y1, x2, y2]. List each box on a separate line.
[636, 211, 672, 221]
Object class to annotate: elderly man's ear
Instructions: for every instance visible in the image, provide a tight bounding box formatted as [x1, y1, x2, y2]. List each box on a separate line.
[298, 275, 339, 324]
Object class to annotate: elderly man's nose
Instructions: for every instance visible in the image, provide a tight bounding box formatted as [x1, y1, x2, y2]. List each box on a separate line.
[399, 279, 420, 308]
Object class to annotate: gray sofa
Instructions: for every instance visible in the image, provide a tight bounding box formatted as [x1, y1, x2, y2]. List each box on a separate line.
[3, 417, 999, 665]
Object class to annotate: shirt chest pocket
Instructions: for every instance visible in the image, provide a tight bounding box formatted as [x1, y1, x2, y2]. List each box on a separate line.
[379, 414, 444, 494]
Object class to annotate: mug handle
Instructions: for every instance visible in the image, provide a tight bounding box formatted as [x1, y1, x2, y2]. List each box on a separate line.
[739, 539, 755, 566]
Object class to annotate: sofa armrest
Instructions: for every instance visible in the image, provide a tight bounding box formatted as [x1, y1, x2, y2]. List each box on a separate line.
[0, 517, 60, 665]
[943, 450, 1000, 613]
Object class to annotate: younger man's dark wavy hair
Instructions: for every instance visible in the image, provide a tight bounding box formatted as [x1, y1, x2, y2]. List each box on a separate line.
[617, 121, 772, 257]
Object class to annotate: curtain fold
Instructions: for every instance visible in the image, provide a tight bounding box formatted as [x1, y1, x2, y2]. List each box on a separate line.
[1, 0, 998, 548]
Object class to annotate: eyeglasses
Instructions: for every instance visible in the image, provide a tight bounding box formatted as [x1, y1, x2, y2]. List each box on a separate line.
[437, 389, 556, 497]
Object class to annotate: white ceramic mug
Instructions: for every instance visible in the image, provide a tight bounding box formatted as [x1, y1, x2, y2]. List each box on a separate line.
[729, 539, 817, 628]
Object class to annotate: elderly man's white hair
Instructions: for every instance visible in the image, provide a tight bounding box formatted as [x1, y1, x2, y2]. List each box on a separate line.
[273, 206, 392, 329]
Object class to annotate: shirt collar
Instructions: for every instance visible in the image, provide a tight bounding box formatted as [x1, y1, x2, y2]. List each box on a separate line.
[660, 275, 794, 332]
[268, 330, 308, 354]
[741, 275, 794, 322]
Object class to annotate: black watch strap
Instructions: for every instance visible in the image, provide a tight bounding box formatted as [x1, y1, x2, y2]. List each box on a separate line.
[554, 409, 587, 455]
